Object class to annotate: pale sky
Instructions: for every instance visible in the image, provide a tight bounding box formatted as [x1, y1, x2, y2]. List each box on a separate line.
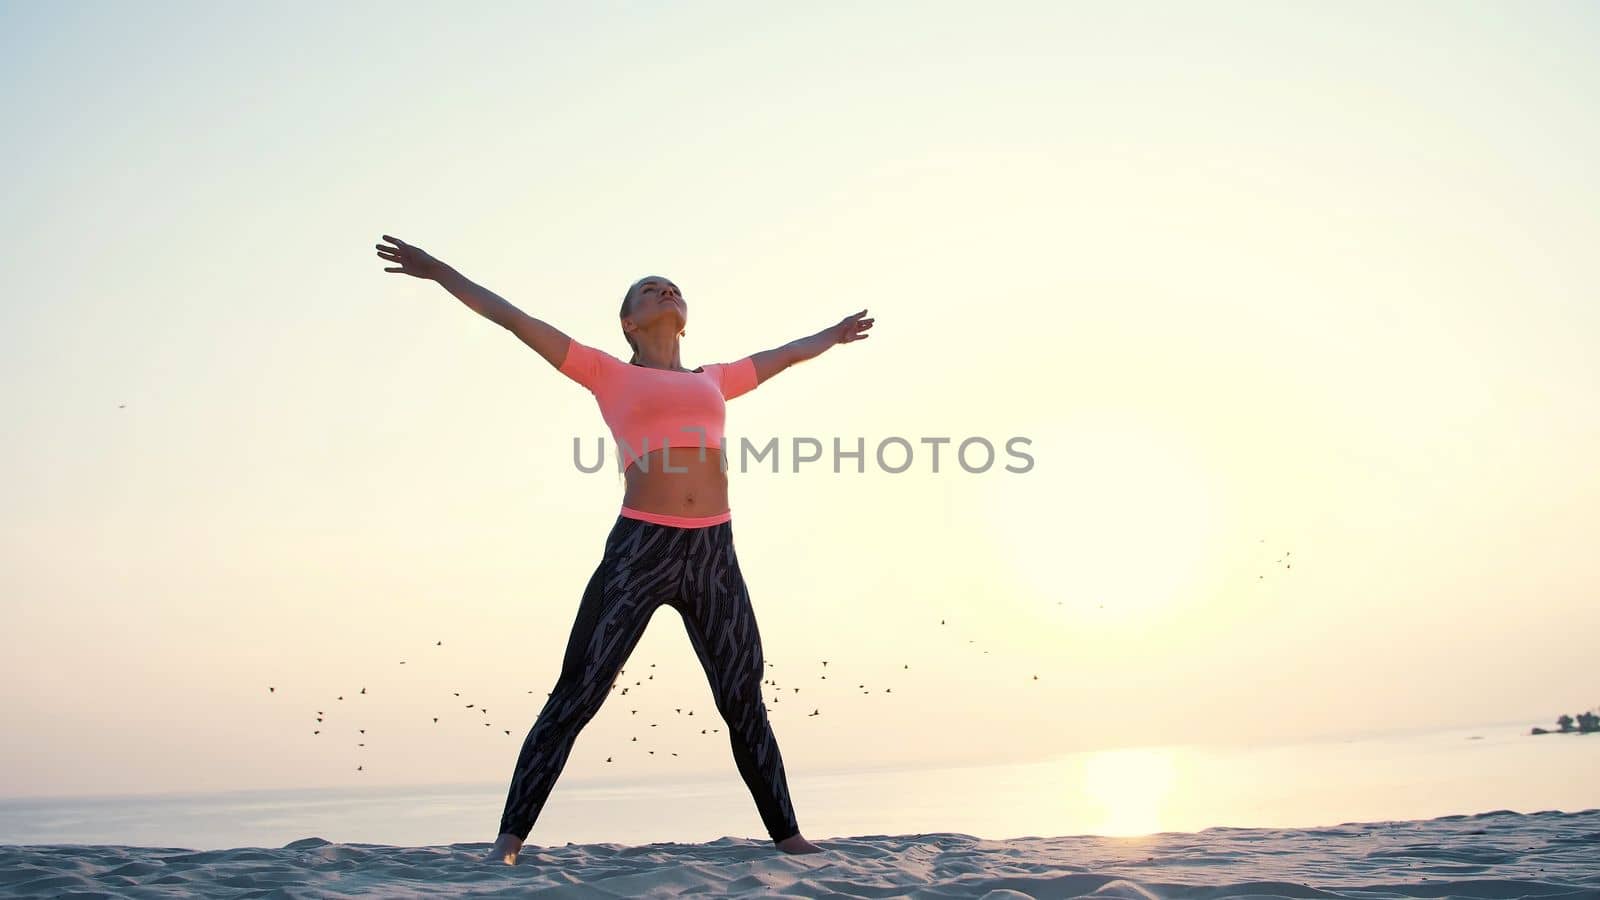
[2, 1, 1597, 800]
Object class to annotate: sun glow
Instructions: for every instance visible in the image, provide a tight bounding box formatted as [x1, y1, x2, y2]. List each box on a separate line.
[1078, 747, 1180, 837]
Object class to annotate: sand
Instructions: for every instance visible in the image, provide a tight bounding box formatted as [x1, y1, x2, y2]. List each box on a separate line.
[4, 810, 1598, 898]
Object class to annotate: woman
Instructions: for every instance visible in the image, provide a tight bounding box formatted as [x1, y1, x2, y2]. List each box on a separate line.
[374, 235, 872, 865]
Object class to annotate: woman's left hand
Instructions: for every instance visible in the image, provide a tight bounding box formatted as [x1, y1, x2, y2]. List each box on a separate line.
[828, 309, 874, 345]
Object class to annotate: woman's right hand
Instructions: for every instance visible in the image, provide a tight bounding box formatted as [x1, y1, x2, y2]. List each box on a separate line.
[375, 234, 446, 280]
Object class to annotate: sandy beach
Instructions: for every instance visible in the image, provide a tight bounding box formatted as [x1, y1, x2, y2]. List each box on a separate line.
[5, 809, 1598, 898]
[9, 1, 1600, 898]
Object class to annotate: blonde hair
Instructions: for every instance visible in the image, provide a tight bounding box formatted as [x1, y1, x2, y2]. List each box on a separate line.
[620, 282, 641, 364]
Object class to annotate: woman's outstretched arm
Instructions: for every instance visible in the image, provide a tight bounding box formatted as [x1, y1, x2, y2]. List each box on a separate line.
[749, 309, 874, 386]
[375, 234, 573, 370]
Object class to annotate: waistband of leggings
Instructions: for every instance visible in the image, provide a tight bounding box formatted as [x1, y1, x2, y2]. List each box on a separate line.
[619, 505, 732, 529]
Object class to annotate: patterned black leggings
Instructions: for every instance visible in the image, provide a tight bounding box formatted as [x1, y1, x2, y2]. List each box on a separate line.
[497, 514, 802, 844]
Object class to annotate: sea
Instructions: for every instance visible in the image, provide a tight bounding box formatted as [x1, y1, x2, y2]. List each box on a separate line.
[2, 718, 1594, 854]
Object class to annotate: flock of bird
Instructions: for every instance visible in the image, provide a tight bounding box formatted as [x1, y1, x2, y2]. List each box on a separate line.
[267, 542, 1294, 772]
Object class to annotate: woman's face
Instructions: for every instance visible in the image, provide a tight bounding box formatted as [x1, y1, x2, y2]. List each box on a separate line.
[625, 276, 687, 335]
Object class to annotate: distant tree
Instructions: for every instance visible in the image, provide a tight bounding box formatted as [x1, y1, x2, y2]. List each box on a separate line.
[1557, 714, 1574, 732]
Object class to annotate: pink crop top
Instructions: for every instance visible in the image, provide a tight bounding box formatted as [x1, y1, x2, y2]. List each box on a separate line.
[558, 336, 760, 471]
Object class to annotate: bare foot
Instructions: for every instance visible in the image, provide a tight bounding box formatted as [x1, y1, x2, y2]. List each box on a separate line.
[774, 833, 824, 854]
[484, 832, 524, 865]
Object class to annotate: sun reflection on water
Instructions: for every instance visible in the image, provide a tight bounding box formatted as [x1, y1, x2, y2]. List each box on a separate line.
[1078, 747, 1178, 836]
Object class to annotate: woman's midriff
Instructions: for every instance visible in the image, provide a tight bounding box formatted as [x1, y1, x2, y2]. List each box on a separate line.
[621, 446, 730, 517]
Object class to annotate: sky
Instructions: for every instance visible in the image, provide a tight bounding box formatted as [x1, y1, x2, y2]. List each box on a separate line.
[2, 0, 1598, 801]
